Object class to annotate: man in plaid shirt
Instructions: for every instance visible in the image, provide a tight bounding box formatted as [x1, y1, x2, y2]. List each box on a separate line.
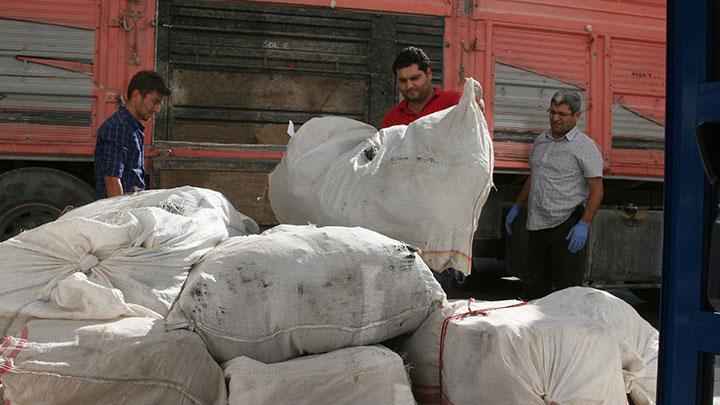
[505, 90, 604, 300]
[94, 70, 171, 198]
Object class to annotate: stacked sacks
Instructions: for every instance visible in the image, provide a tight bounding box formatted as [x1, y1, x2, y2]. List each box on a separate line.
[0, 186, 258, 335]
[0, 186, 256, 404]
[0, 317, 226, 405]
[166, 224, 445, 364]
[223, 346, 415, 405]
[268, 78, 493, 277]
[399, 287, 657, 404]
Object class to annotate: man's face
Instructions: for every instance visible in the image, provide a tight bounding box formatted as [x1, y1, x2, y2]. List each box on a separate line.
[395, 64, 433, 103]
[132, 90, 165, 122]
[548, 102, 580, 137]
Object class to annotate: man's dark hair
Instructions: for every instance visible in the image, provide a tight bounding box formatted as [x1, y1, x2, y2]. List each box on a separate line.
[127, 70, 171, 100]
[392, 46, 431, 74]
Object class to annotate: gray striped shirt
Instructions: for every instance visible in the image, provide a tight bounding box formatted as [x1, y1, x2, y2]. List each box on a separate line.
[527, 126, 603, 231]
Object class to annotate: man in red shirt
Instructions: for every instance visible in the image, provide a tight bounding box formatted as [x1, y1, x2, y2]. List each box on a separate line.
[382, 46, 482, 128]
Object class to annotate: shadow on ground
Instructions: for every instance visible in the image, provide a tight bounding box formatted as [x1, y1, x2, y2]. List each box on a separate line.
[446, 258, 660, 329]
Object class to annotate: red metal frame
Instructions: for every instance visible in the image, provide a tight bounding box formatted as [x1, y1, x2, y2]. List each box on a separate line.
[0, 0, 96, 29]
[0, 0, 667, 180]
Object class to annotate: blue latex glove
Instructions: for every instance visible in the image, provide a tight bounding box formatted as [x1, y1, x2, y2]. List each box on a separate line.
[566, 220, 590, 253]
[505, 204, 520, 235]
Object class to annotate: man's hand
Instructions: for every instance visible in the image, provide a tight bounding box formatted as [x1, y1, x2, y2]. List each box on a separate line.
[566, 220, 590, 253]
[505, 204, 520, 235]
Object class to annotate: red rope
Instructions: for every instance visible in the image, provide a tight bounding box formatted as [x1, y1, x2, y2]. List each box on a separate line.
[0, 326, 28, 376]
[438, 300, 528, 404]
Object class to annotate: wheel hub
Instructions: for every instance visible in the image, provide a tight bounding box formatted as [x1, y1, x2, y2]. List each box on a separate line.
[0, 203, 61, 241]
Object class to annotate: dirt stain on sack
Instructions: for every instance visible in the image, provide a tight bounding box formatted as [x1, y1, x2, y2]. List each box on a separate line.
[362, 146, 378, 162]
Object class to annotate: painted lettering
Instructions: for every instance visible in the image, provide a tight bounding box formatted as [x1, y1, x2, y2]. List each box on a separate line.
[263, 40, 290, 50]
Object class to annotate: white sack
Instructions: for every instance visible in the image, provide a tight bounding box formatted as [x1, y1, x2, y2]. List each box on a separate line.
[398, 299, 522, 404]
[269, 78, 493, 276]
[0, 317, 226, 405]
[0, 186, 258, 336]
[224, 345, 415, 405]
[166, 224, 445, 364]
[534, 287, 659, 405]
[399, 294, 638, 404]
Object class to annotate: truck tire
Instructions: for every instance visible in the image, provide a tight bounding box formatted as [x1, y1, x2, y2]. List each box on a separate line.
[0, 167, 96, 241]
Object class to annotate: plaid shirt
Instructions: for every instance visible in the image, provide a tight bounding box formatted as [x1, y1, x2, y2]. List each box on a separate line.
[527, 126, 603, 230]
[94, 106, 146, 198]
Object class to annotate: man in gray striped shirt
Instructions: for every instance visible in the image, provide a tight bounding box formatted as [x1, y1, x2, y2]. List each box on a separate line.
[505, 90, 604, 300]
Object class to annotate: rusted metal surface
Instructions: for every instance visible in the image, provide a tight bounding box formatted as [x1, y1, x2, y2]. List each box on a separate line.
[152, 141, 285, 160]
[153, 158, 280, 226]
[248, 0, 451, 16]
[154, 0, 443, 145]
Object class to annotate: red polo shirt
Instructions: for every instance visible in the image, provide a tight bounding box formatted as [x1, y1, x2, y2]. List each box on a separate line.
[381, 86, 462, 128]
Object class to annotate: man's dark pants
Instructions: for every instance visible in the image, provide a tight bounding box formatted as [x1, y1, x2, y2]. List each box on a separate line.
[521, 207, 587, 301]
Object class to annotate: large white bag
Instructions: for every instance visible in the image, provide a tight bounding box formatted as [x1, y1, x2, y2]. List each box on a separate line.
[166, 224, 445, 364]
[0, 186, 258, 336]
[534, 287, 659, 405]
[268, 78, 492, 276]
[399, 290, 647, 404]
[223, 345, 415, 405]
[0, 317, 227, 405]
[398, 299, 523, 404]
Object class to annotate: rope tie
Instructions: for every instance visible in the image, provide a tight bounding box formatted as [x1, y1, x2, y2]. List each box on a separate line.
[438, 300, 529, 404]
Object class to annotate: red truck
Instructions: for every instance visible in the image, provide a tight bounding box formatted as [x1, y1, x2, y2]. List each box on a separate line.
[0, 0, 665, 294]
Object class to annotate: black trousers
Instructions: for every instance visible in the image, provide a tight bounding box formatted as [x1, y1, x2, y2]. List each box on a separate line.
[521, 207, 587, 301]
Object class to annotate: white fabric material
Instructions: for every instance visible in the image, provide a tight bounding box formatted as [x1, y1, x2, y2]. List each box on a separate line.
[534, 287, 659, 404]
[0, 317, 227, 405]
[0, 186, 258, 336]
[400, 288, 653, 404]
[398, 299, 522, 404]
[268, 78, 493, 275]
[223, 346, 415, 405]
[166, 224, 445, 364]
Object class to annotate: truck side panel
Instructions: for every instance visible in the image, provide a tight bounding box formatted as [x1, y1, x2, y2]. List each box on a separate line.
[152, 0, 445, 226]
[0, 18, 94, 145]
